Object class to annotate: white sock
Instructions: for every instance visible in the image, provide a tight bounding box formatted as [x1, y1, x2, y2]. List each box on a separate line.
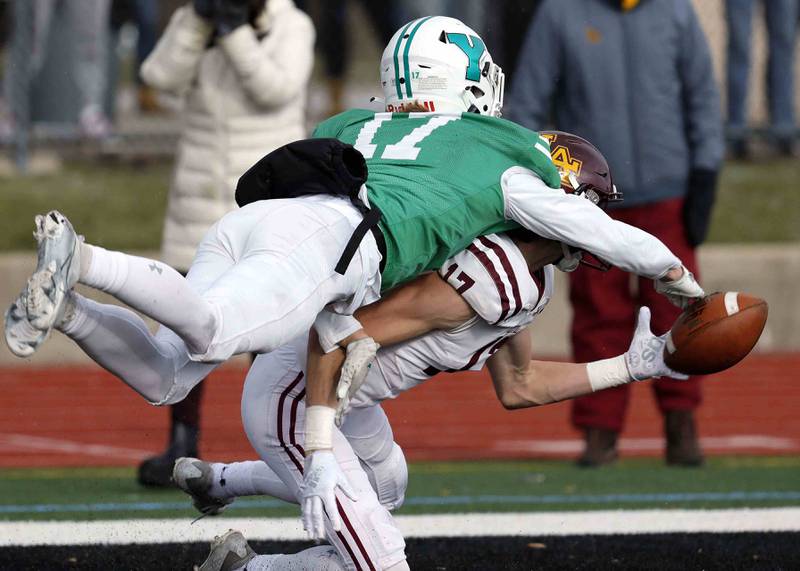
[238, 546, 346, 571]
[79, 244, 216, 354]
[210, 461, 296, 504]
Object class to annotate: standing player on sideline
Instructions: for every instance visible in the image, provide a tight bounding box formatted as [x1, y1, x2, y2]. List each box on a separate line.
[4, 16, 704, 566]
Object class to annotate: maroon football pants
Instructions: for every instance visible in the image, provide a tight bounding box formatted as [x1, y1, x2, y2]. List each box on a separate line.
[569, 198, 702, 433]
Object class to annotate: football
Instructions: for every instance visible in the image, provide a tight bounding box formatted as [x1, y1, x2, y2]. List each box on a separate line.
[663, 292, 768, 375]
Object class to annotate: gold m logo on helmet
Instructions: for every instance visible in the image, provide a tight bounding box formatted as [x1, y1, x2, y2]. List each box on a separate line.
[550, 145, 582, 184]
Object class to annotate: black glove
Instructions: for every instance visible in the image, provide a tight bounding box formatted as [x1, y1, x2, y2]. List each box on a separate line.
[213, 0, 251, 36]
[192, 0, 215, 20]
[682, 168, 719, 248]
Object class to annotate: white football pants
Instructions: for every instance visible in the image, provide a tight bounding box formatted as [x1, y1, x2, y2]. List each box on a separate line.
[237, 335, 408, 571]
[71, 196, 382, 403]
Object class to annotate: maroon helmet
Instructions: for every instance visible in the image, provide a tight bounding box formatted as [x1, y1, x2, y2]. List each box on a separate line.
[540, 131, 623, 271]
[539, 130, 622, 208]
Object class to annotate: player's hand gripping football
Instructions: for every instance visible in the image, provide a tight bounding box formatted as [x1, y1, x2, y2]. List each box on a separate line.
[655, 265, 704, 309]
[301, 450, 358, 541]
[625, 307, 688, 381]
[335, 337, 380, 426]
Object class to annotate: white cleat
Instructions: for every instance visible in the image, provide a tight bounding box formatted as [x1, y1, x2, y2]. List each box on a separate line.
[4, 293, 49, 357]
[25, 211, 82, 334]
[173, 457, 233, 517]
[198, 530, 256, 571]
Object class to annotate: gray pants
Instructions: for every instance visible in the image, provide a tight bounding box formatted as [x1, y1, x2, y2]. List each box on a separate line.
[6, 0, 110, 112]
[725, 0, 798, 140]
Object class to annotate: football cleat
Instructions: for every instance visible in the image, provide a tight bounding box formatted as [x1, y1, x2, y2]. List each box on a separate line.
[4, 293, 49, 357]
[25, 211, 82, 333]
[173, 457, 232, 516]
[198, 530, 256, 571]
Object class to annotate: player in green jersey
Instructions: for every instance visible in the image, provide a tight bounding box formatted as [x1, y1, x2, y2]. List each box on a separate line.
[6, 17, 705, 569]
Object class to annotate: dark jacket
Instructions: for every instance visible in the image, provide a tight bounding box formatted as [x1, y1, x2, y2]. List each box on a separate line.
[507, 0, 723, 208]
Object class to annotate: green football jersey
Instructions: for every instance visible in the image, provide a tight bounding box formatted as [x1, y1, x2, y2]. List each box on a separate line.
[312, 109, 561, 290]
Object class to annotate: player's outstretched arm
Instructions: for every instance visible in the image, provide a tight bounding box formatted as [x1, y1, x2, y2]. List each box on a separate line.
[487, 308, 688, 410]
[502, 169, 704, 307]
[487, 329, 593, 409]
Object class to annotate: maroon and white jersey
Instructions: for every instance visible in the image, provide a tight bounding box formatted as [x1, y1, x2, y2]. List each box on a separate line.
[352, 233, 553, 408]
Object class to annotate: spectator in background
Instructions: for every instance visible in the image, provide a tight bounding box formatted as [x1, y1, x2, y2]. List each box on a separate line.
[110, 0, 162, 113]
[4, 0, 112, 139]
[725, 0, 798, 158]
[508, 0, 723, 467]
[494, 0, 541, 92]
[295, 0, 404, 117]
[136, 0, 314, 487]
[402, 1, 487, 35]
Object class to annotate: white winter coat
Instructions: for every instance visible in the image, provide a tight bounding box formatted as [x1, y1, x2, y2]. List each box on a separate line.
[141, 0, 314, 270]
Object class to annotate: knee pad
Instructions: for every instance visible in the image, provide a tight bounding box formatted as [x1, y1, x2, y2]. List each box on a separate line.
[360, 443, 408, 511]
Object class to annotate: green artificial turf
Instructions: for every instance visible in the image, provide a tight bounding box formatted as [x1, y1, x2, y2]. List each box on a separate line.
[1, 456, 798, 521]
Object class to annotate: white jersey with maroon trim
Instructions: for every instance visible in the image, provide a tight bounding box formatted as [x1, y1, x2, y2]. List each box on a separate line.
[351, 233, 554, 408]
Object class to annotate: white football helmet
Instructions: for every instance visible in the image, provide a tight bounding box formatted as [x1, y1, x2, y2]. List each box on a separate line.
[379, 16, 505, 116]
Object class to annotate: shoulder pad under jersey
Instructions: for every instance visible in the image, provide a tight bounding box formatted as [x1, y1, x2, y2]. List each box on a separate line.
[439, 233, 539, 326]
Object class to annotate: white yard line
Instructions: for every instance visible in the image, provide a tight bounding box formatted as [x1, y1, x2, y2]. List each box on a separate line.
[2, 508, 800, 546]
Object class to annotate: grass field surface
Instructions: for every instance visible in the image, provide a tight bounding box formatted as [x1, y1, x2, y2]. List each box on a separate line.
[2, 457, 799, 522]
[2, 458, 799, 569]
[0, 158, 798, 251]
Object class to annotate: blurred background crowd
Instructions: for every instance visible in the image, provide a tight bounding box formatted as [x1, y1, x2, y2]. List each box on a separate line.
[0, 0, 797, 487]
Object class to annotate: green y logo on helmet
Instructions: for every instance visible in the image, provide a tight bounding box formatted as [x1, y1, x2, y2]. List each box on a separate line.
[446, 33, 485, 81]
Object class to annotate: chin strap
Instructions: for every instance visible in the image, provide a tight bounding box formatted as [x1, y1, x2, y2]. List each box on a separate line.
[556, 242, 582, 272]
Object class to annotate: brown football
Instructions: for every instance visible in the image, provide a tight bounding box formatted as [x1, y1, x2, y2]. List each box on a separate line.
[663, 292, 768, 375]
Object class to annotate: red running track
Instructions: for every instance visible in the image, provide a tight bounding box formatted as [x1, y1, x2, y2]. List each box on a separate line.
[0, 354, 798, 467]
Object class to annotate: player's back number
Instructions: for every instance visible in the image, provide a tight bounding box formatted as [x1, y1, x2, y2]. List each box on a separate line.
[354, 113, 459, 160]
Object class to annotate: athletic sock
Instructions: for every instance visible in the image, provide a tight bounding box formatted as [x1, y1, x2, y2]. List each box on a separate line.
[210, 461, 295, 504]
[78, 244, 216, 354]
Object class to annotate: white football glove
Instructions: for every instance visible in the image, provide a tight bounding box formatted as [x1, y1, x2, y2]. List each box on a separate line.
[335, 337, 380, 426]
[624, 307, 688, 381]
[654, 265, 705, 309]
[301, 450, 358, 541]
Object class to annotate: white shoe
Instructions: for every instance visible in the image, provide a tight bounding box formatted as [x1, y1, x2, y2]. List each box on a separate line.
[4, 293, 48, 357]
[173, 457, 232, 516]
[25, 211, 82, 335]
[198, 530, 256, 571]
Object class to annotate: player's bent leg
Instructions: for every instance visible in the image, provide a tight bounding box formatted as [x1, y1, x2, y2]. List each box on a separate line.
[341, 405, 408, 511]
[78, 244, 219, 356]
[242, 346, 408, 570]
[174, 457, 296, 512]
[56, 292, 217, 404]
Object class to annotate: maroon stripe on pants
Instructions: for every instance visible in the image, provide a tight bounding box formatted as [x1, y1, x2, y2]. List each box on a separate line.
[280, 376, 368, 570]
[276, 372, 305, 474]
[467, 243, 510, 323]
[337, 498, 376, 571]
[478, 236, 523, 318]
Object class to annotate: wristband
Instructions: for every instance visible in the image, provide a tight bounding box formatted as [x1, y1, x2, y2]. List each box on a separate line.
[586, 355, 632, 392]
[304, 406, 335, 453]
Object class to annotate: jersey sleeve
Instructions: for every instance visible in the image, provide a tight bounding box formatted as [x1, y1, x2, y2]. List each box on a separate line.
[500, 166, 681, 279]
[439, 234, 534, 326]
